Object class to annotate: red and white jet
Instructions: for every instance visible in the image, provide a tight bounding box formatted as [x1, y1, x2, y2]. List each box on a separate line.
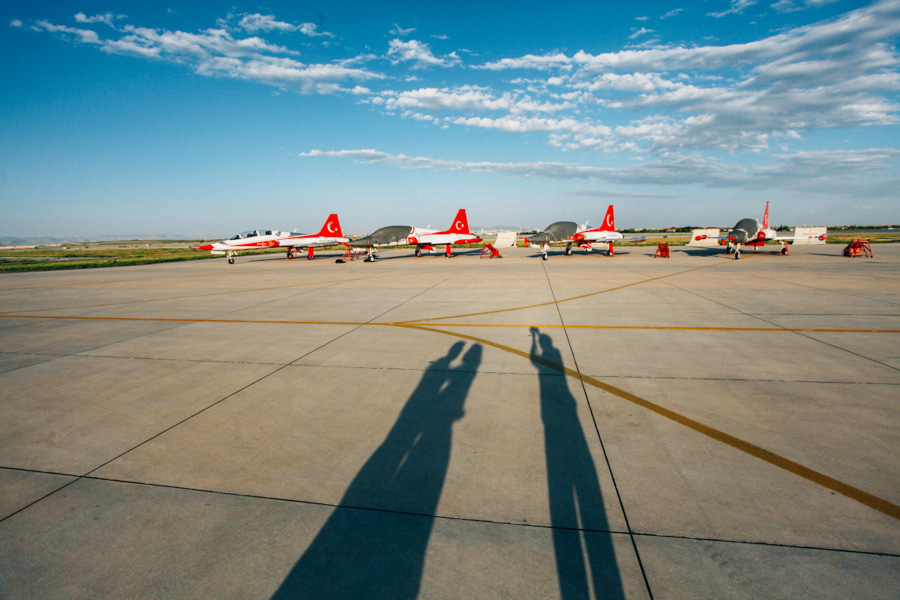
[276, 213, 349, 260]
[347, 209, 483, 260]
[199, 228, 294, 264]
[199, 214, 348, 264]
[527, 205, 645, 260]
[693, 202, 828, 259]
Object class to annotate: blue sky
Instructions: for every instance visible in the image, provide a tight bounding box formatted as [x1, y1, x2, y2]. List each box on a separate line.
[2, 0, 899, 238]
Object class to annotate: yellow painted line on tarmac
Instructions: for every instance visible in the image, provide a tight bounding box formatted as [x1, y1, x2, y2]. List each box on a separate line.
[397, 323, 900, 522]
[0, 314, 378, 327]
[2, 310, 898, 519]
[398, 260, 731, 324]
[406, 323, 900, 333]
[2, 314, 897, 334]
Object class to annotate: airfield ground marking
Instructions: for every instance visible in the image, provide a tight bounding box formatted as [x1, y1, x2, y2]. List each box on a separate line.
[1, 315, 898, 334]
[396, 260, 730, 324]
[2, 253, 898, 521]
[1, 311, 898, 519]
[396, 323, 900, 522]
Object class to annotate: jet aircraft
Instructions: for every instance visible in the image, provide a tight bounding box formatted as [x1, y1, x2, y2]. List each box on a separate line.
[199, 214, 347, 264]
[276, 213, 348, 260]
[199, 229, 295, 264]
[526, 205, 645, 260]
[693, 202, 827, 259]
[346, 209, 482, 261]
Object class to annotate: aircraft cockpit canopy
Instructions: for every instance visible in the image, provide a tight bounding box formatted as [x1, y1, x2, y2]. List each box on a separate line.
[229, 230, 280, 240]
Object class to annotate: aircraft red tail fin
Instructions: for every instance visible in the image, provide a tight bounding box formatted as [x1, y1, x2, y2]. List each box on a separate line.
[317, 214, 343, 238]
[600, 205, 615, 231]
[447, 209, 469, 234]
[762, 201, 770, 229]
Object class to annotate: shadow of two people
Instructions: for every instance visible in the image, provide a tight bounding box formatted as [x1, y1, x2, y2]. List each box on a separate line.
[273, 331, 623, 599]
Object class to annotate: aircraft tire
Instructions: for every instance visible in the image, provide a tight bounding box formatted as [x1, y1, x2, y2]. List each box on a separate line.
[542, 253, 548, 261]
[781, 247, 787, 255]
[734, 251, 740, 260]
[228, 258, 234, 265]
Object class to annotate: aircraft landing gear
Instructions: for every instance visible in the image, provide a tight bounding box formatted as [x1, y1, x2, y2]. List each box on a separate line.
[565, 243, 573, 256]
[228, 257, 235, 264]
[286, 250, 294, 260]
[307, 247, 315, 260]
[734, 250, 741, 260]
[415, 248, 422, 257]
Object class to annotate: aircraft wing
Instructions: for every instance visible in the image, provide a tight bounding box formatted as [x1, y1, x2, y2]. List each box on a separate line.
[771, 229, 828, 243]
[693, 233, 726, 242]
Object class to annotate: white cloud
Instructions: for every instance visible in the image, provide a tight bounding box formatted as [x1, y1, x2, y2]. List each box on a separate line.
[74, 13, 123, 27]
[628, 27, 655, 40]
[19, 2, 900, 166]
[708, 0, 758, 18]
[32, 20, 101, 44]
[299, 148, 612, 179]
[387, 39, 460, 68]
[472, 0, 900, 152]
[661, 8, 684, 19]
[27, 16, 377, 94]
[373, 86, 575, 116]
[390, 24, 416, 36]
[235, 13, 334, 37]
[300, 147, 900, 193]
[772, 0, 839, 13]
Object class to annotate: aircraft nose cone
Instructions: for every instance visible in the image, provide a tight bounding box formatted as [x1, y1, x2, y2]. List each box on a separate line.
[349, 237, 372, 248]
[730, 230, 747, 243]
[198, 244, 214, 250]
[529, 233, 549, 244]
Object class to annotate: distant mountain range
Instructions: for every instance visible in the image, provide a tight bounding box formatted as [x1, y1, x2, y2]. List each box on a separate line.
[0, 234, 195, 246]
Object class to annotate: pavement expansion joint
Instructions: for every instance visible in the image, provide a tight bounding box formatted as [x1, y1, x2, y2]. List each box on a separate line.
[6, 465, 898, 560]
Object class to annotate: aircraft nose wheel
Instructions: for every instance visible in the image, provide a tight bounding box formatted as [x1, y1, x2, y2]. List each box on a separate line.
[542, 253, 548, 261]
[227, 258, 235, 264]
[734, 251, 741, 260]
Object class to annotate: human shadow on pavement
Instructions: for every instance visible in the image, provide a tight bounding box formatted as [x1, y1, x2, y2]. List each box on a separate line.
[530, 327, 624, 600]
[271, 341, 482, 600]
